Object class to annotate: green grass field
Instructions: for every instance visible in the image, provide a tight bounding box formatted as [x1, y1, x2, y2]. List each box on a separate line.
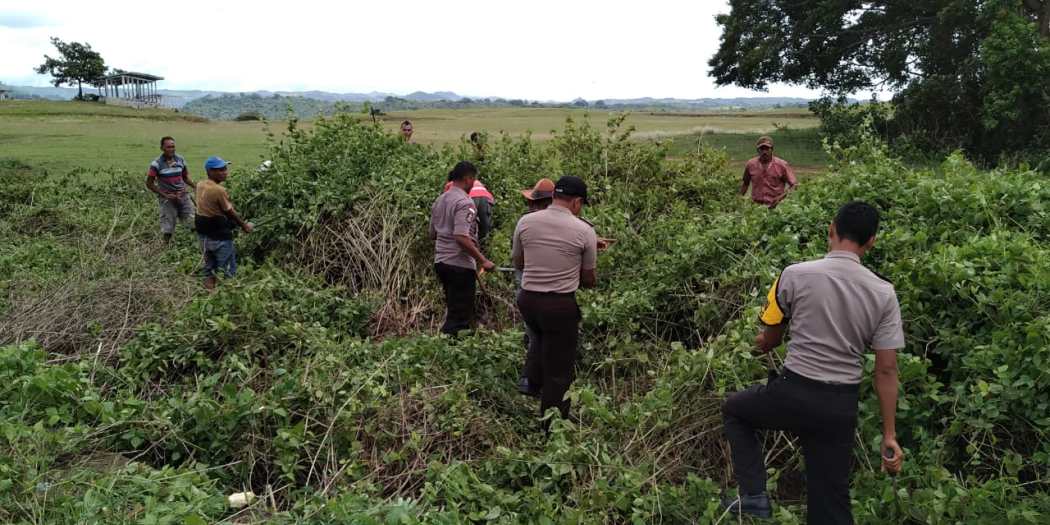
[0, 101, 271, 174]
[375, 107, 818, 142]
[0, 100, 824, 174]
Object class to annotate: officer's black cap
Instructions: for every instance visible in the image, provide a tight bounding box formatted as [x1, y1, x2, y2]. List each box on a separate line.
[554, 176, 589, 204]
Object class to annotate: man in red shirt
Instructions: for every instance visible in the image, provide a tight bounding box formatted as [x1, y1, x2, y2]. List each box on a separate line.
[741, 136, 798, 208]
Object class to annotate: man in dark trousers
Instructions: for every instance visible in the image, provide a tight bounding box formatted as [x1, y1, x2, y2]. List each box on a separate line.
[721, 201, 905, 523]
[514, 178, 555, 397]
[513, 176, 597, 429]
[430, 161, 495, 335]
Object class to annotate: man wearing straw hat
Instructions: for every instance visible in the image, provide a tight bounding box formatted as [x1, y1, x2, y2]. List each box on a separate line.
[514, 178, 555, 397]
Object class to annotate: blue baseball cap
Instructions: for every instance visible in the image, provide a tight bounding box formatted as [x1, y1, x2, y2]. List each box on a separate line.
[204, 156, 231, 170]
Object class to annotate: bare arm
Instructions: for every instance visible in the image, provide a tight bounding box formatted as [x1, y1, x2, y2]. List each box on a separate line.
[455, 235, 493, 270]
[580, 268, 596, 289]
[145, 176, 174, 199]
[783, 162, 798, 189]
[874, 349, 902, 473]
[739, 167, 751, 196]
[224, 207, 252, 233]
[754, 323, 786, 354]
[182, 168, 196, 189]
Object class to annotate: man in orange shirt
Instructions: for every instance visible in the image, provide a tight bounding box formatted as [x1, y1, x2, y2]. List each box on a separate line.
[741, 136, 798, 208]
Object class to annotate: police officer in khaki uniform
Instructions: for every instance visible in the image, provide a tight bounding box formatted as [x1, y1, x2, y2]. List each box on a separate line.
[721, 201, 905, 524]
[430, 161, 495, 335]
[512, 176, 597, 429]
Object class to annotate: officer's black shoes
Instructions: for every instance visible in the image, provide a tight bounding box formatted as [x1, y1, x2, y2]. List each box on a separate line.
[517, 377, 541, 398]
[721, 493, 772, 519]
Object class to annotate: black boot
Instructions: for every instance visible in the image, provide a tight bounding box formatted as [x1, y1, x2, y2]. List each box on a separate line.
[517, 377, 540, 398]
[721, 493, 772, 519]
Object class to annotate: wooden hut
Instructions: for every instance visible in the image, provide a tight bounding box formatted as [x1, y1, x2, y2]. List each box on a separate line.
[98, 72, 164, 107]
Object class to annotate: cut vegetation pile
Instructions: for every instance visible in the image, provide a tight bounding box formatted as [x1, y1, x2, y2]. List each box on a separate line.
[1, 115, 1048, 523]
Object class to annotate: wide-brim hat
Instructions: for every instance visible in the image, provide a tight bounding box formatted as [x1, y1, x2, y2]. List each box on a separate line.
[521, 178, 556, 201]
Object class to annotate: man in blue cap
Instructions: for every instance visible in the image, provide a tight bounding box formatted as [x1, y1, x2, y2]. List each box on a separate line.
[195, 156, 252, 290]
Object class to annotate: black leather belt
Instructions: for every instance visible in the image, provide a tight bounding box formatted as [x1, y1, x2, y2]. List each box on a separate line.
[782, 367, 859, 394]
[521, 289, 576, 298]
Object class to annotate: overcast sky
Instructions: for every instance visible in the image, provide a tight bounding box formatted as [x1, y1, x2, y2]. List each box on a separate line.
[1, 1, 825, 100]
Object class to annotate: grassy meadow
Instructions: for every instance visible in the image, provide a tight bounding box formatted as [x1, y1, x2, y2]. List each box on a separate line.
[0, 100, 823, 174]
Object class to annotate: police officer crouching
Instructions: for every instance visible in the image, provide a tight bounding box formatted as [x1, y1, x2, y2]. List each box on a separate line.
[512, 176, 598, 431]
[721, 201, 905, 524]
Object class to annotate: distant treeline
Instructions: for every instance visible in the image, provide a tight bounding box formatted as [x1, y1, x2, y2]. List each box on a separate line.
[181, 93, 809, 120]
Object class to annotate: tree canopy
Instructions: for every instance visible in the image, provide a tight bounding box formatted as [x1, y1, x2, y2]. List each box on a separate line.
[35, 37, 107, 100]
[710, 0, 1050, 159]
[710, 0, 1046, 92]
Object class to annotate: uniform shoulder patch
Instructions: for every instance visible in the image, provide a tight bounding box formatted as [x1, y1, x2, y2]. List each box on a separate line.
[868, 267, 894, 285]
[759, 276, 786, 326]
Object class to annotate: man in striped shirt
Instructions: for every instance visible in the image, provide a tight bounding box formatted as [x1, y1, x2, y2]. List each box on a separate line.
[146, 136, 196, 243]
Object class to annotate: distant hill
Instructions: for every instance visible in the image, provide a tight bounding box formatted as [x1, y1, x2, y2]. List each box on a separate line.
[182, 93, 343, 120]
[2, 83, 824, 119]
[405, 91, 463, 102]
[600, 96, 812, 109]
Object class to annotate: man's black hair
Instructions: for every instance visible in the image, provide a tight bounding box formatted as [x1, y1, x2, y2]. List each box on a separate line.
[401, 120, 412, 127]
[833, 201, 880, 245]
[469, 131, 480, 143]
[447, 160, 478, 181]
[160, 136, 175, 147]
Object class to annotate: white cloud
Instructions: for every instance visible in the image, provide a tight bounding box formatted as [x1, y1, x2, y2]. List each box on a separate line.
[0, 0, 824, 100]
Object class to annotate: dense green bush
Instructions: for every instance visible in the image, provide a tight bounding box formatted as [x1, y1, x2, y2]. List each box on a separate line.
[2, 116, 1048, 523]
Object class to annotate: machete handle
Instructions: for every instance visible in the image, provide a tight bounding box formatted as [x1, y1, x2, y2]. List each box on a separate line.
[883, 448, 899, 477]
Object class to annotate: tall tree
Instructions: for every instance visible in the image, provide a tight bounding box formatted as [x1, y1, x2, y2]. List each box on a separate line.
[709, 1, 1050, 158]
[35, 37, 107, 100]
[1024, 0, 1050, 36]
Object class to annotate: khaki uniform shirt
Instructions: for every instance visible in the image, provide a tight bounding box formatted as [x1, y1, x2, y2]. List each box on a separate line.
[430, 186, 478, 270]
[512, 205, 597, 294]
[760, 251, 905, 384]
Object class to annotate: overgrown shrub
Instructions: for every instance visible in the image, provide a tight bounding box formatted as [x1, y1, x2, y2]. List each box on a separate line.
[2, 116, 1049, 523]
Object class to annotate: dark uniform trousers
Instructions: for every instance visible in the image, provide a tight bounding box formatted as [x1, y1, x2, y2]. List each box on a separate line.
[723, 368, 859, 525]
[517, 290, 581, 425]
[434, 262, 476, 335]
[516, 288, 542, 381]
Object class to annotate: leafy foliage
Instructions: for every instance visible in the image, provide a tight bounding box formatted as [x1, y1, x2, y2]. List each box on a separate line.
[2, 117, 1049, 523]
[713, 0, 1050, 160]
[34, 37, 107, 100]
